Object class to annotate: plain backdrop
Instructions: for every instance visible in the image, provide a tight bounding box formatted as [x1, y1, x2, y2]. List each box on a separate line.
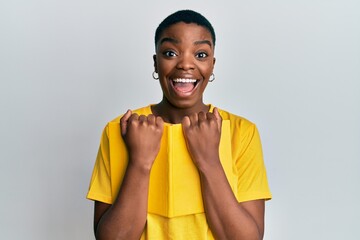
[1, 1, 359, 239]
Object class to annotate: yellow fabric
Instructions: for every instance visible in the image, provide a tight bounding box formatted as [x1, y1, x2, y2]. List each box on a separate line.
[87, 104, 272, 239]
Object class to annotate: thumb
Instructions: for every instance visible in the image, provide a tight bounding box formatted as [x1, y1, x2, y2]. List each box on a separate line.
[181, 116, 191, 130]
[120, 109, 132, 136]
[156, 116, 164, 129]
[213, 107, 222, 131]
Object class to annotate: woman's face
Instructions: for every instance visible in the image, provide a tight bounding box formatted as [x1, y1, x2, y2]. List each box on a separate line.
[154, 22, 215, 109]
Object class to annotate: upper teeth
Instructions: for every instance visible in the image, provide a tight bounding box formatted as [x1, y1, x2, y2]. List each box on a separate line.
[173, 78, 197, 83]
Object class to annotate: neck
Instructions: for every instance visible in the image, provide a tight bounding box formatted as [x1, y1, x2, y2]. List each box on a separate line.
[151, 99, 209, 124]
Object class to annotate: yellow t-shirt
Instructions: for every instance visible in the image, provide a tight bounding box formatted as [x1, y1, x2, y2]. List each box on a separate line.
[87, 105, 272, 239]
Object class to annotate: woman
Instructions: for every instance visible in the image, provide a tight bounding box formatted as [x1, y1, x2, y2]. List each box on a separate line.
[87, 10, 271, 240]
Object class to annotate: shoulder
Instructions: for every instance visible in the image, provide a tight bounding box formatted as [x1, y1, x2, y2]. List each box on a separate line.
[99, 105, 153, 136]
[108, 105, 153, 123]
[216, 106, 256, 130]
[214, 106, 261, 145]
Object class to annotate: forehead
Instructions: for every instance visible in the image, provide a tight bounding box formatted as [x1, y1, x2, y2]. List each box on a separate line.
[158, 22, 213, 45]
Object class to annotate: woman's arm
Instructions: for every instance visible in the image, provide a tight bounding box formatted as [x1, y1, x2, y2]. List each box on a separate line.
[94, 111, 164, 240]
[198, 162, 264, 239]
[182, 108, 265, 240]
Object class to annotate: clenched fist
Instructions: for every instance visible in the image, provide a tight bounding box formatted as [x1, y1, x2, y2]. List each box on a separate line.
[182, 107, 222, 170]
[120, 110, 164, 171]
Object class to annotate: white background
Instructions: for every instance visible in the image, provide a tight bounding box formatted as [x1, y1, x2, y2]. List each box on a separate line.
[1, 1, 359, 239]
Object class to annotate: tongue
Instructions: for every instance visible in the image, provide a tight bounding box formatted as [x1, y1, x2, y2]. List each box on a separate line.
[173, 82, 195, 93]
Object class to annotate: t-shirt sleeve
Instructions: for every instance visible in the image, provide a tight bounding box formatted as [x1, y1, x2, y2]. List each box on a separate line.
[86, 125, 113, 204]
[234, 122, 272, 202]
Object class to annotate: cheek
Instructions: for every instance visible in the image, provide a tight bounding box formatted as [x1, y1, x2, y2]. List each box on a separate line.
[157, 59, 174, 74]
[199, 62, 214, 77]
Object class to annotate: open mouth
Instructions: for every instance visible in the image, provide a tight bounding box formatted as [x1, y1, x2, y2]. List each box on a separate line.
[171, 78, 199, 93]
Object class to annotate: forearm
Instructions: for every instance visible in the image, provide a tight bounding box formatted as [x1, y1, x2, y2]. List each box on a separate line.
[96, 161, 151, 240]
[199, 161, 262, 240]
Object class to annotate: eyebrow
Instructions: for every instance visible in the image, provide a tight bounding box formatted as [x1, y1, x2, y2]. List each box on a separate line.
[159, 37, 212, 48]
[159, 37, 179, 45]
[194, 40, 212, 48]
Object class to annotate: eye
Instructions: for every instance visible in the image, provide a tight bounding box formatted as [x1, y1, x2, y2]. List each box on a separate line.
[163, 50, 177, 57]
[196, 52, 208, 59]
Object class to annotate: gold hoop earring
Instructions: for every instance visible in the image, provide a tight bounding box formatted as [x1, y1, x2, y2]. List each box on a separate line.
[152, 71, 159, 80]
[209, 73, 215, 82]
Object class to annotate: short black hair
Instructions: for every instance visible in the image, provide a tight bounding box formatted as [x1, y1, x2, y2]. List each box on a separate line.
[154, 10, 216, 49]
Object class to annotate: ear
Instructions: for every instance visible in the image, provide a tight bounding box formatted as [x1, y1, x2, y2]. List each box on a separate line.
[153, 54, 158, 72]
[210, 57, 216, 73]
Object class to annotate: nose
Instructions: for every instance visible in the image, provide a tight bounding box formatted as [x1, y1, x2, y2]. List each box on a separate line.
[176, 53, 195, 70]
